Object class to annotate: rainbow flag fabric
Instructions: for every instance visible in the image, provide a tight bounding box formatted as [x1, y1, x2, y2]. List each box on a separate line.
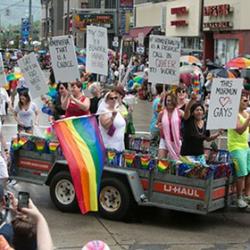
[53, 115, 105, 214]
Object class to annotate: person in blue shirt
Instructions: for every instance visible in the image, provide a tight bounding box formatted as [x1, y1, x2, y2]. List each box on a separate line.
[149, 84, 163, 147]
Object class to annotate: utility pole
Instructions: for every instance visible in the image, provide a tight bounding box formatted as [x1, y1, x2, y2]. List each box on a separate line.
[45, 0, 48, 45]
[28, 0, 32, 47]
[66, 0, 70, 34]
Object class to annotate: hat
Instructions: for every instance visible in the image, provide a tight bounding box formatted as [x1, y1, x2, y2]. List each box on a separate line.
[114, 85, 126, 97]
[82, 240, 110, 250]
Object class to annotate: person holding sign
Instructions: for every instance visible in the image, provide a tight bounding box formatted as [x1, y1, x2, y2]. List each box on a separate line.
[157, 92, 183, 160]
[227, 94, 250, 209]
[180, 93, 223, 164]
[61, 81, 90, 118]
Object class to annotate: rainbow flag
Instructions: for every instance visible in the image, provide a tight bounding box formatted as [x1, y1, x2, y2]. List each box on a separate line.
[157, 159, 170, 172]
[53, 115, 105, 214]
[140, 155, 151, 169]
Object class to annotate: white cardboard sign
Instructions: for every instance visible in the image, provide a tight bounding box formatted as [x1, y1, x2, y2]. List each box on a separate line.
[206, 78, 243, 130]
[18, 53, 47, 99]
[0, 53, 7, 87]
[49, 35, 80, 82]
[148, 35, 181, 85]
[86, 26, 108, 76]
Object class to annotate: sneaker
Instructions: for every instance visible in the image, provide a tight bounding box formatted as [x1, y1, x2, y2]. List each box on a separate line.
[237, 197, 248, 209]
[244, 196, 250, 205]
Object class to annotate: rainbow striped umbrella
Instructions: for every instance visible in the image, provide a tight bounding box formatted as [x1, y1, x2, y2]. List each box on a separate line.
[180, 55, 202, 67]
[226, 57, 250, 69]
[210, 68, 236, 78]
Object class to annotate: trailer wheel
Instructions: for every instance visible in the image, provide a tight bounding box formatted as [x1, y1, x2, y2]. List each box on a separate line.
[50, 171, 78, 212]
[98, 178, 134, 221]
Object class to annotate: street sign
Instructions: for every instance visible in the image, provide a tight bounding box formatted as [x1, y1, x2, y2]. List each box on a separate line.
[21, 18, 30, 44]
[136, 46, 145, 54]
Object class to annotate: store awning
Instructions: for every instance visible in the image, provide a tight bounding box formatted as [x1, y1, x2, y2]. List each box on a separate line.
[128, 26, 154, 39]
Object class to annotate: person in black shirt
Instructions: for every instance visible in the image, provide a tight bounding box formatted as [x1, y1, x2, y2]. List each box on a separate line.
[180, 93, 223, 164]
[88, 82, 103, 115]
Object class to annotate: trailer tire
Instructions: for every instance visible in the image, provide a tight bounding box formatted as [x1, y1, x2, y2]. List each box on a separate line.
[98, 178, 134, 221]
[50, 171, 78, 212]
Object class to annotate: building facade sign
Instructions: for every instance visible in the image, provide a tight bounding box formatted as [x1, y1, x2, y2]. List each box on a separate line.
[203, 0, 250, 31]
[203, 4, 232, 17]
[73, 13, 114, 32]
[166, 0, 201, 37]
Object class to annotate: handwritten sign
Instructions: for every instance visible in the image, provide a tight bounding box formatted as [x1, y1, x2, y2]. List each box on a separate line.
[148, 35, 181, 85]
[86, 26, 108, 76]
[49, 35, 80, 82]
[0, 53, 7, 87]
[18, 53, 47, 99]
[207, 78, 243, 129]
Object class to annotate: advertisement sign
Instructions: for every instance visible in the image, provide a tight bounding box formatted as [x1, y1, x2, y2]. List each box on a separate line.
[120, 0, 133, 9]
[0, 53, 7, 87]
[18, 53, 47, 99]
[86, 26, 108, 76]
[49, 35, 80, 83]
[73, 13, 114, 32]
[148, 35, 181, 85]
[206, 78, 243, 130]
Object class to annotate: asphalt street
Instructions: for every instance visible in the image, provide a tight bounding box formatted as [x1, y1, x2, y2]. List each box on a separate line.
[3, 95, 250, 250]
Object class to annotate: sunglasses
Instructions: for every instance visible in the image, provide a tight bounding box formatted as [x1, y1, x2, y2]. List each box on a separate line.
[109, 96, 118, 100]
[242, 99, 248, 103]
[178, 89, 186, 93]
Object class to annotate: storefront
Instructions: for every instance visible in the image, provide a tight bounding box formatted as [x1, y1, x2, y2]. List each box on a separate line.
[134, 0, 202, 57]
[203, 0, 250, 64]
[166, 0, 202, 57]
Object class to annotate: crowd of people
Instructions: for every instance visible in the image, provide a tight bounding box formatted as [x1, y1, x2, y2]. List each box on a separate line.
[0, 49, 250, 248]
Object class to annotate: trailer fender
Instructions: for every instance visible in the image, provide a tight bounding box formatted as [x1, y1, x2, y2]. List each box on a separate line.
[102, 166, 147, 204]
[45, 160, 69, 186]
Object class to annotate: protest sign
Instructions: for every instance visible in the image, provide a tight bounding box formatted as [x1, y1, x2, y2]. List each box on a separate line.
[86, 26, 108, 76]
[18, 53, 47, 99]
[49, 35, 80, 82]
[206, 78, 243, 130]
[148, 35, 181, 85]
[0, 53, 7, 87]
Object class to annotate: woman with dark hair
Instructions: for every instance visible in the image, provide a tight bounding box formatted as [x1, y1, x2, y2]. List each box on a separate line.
[61, 81, 90, 118]
[180, 93, 223, 164]
[53, 82, 68, 120]
[14, 92, 39, 134]
[157, 92, 183, 160]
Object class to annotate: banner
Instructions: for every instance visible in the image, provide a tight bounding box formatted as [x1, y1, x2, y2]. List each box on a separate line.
[206, 78, 243, 130]
[148, 35, 181, 85]
[86, 26, 108, 76]
[17, 53, 47, 99]
[49, 35, 80, 83]
[0, 53, 7, 87]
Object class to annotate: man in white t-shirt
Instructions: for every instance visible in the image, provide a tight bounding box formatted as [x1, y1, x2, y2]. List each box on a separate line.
[0, 87, 11, 124]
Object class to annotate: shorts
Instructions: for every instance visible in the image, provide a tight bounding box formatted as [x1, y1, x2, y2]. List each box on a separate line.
[159, 138, 167, 150]
[230, 148, 250, 177]
[17, 124, 33, 133]
[180, 155, 207, 165]
[0, 156, 9, 179]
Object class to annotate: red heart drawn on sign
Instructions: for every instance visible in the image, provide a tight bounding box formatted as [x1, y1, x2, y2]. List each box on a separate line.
[219, 96, 231, 107]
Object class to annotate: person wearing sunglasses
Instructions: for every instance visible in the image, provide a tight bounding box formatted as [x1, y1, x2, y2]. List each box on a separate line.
[176, 86, 189, 112]
[227, 94, 250, 208]
[98, 90, 126, 152]
[61, 81, 90, 118]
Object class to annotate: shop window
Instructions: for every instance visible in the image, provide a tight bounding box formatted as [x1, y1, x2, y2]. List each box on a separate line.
[215, 39, 239, 66]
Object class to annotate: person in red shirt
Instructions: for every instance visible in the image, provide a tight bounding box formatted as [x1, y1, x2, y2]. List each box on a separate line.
[61, 81, 90, 118]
